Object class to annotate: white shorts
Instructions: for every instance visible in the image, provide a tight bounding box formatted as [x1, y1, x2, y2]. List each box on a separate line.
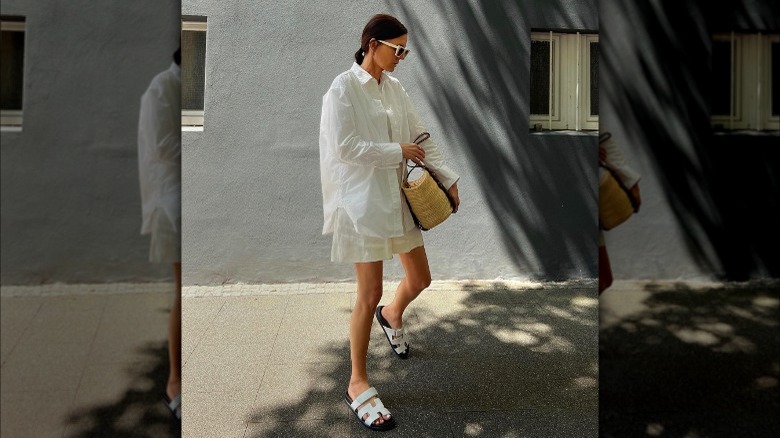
[149, 209, 181, 264]
[330, 208, 423, 263]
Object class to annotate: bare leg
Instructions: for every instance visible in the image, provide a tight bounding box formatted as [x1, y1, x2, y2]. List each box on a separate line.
[381, 245, 431, 328]
[599, 245, 613, 294]
[166, 262, 182, 398]
[348, 260, 390, 425]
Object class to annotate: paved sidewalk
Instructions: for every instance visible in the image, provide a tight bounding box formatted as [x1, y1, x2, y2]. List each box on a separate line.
[600, 280, 780, 437]
[182, 280, 599, 437]
[1, 283, 181, 438]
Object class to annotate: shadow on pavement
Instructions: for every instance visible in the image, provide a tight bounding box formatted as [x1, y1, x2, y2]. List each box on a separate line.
[600, 282, 780, 437]
[65, 342, 181, 437]
[245, 283, 598, 437]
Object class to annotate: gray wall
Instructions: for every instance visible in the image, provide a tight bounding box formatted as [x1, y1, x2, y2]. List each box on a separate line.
[0, 0, 180, 284]
[600, 0, 780, 281]
[182, 0, 599, 284]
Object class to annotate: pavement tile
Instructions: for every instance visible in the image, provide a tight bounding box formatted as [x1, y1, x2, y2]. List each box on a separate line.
[0, 296, 43, 323]
[0, 389, 75, 438]
[283, 293, 351, 323]
[244, 418, 353, 438]
[388, 305, 596, 359]
[182, 320, 208, 368]
[199, 305, 286, 345]
[18, 309, 103, 346]
[184, 296, 227, 319]
[268, 326, 348, 365]
[600, 280, 780, 438]
[366, 355, 597, 413]
[71, 361, 159, 412]
[101, 292, 173, 321]
[447, 409, 598, 438]
[35, 294, 110, 314]
[0, 341, 91, 393]
[88, 314, 168, 364]
[187, 332, 275, 370]
[219, 295, 288, 316]
[183, 346, 268, 393]
[250, 362, 349, 423]
[63, 419, 180, 438]
[346, 408, 452, 437]
[0, 297, 42, 365]
[182, 391, 256, 438]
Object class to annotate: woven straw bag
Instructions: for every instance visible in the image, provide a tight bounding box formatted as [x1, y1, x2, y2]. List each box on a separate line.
[598, 132, 638, 230]
[401, 132, 456, 231]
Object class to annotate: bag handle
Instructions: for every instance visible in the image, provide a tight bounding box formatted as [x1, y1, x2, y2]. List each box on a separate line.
[403, 132, 431, 183]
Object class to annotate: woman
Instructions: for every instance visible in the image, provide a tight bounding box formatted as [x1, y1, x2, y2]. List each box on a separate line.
[319, 14, 460, 431]
[598, 131, 641, 294]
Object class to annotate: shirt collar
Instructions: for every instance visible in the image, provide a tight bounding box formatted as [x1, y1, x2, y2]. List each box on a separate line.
[170, 62, 181, 79]
[351, 62, 387, 85]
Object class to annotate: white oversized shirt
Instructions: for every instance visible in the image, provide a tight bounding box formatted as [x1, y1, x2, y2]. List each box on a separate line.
[138, 62, 181, 234]
[320, 63, 459, 238]
[600, 134, 641, 189]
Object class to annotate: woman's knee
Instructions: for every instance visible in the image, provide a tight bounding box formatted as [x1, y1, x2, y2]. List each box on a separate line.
[355, 284, 383, 309]
[408, 274, 431, 292]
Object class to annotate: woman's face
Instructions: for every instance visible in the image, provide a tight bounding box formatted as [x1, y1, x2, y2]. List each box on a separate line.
[371, 34, 408, 72]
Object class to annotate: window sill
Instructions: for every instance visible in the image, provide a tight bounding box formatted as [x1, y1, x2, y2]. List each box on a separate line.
[529, 130, 598, 136]
[1, 126, 22, 132]
[182, 126, 204, 132]
[712, 130, 779, 136]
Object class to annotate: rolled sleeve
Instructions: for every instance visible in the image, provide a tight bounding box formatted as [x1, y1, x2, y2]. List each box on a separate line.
[603, 137, 641, 188]
[403, 88, 460, 189]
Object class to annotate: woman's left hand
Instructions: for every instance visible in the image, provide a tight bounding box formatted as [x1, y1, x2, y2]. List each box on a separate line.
[448, 182, 460, 213]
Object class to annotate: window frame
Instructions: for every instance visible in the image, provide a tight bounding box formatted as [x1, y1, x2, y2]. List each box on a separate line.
[181, 20, 207, 128]
[711, 32, 778, 132]
[530, 31, 599, 131]
[1, 19, 25, 128]
[762, 33, 779, 131]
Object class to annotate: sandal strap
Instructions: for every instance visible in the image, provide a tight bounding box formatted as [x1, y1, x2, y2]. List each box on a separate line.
[356, 396, 390, 426]
[350, 386, 378, 411]
[382, 325, 406, 346]
[165, 394, 182, 420]
[387, 327, 408, 353]
[166, 394, 181, 410]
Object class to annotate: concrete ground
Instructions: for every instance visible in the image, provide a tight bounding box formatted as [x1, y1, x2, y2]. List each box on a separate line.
[0, 280, 599, 437]
[182, 280, 599, 437]
[3, 279, 776, 437]
[600, 280, 780, 438]
[0, 283, 181, 438]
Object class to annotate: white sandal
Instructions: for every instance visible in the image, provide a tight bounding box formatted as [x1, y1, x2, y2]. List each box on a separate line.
[344, 386, 396, 431]
[162, 393, 181, 421]
[376, 305, 409, 359]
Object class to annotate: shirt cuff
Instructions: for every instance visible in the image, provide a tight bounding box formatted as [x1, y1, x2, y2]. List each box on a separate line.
[434, 164, 459, 189]
[376, 142, 403, 168]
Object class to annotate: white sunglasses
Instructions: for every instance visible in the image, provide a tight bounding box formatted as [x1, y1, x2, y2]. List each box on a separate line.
[376, 39, 411, 57]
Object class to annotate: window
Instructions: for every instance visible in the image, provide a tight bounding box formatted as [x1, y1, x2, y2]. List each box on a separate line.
[1, 17, 25, 128]
[711, 32, 779, 131]
[181, 17, 207, 128]
[530, 31, 599, 131]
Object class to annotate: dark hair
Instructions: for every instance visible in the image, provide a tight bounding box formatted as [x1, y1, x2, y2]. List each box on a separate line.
[354, 14, 408, 64]
[173, 47, 181, 65]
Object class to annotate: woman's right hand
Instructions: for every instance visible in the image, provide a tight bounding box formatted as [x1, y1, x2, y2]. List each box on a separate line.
[401, 143, 425, 165]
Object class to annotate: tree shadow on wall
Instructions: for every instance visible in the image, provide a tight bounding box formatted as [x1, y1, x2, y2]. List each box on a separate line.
[64, 343, 180, 436]
[600, 0, 780, 280]
[382, 1, 598, 280]
[244, 283, 598, 437]
[600, 281, 780, 437]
